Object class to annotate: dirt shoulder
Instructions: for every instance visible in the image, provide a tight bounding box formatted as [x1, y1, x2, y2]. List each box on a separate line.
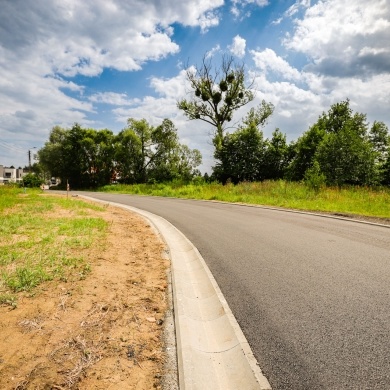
[0, 200, 173, 389]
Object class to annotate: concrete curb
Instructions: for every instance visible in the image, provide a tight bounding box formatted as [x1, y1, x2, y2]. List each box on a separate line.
[81, 196, 271, 390]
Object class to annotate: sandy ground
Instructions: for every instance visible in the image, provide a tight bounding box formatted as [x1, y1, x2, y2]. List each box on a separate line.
[0, 199, 174, 389]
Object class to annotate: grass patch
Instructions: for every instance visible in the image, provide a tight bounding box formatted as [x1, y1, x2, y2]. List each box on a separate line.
[99, 180, 390, 219]
[0, 186, 107, 297]
[0, 293, 17, 308]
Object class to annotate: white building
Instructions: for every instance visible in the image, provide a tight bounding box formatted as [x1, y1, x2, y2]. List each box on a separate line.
[0, 165, 26, 184]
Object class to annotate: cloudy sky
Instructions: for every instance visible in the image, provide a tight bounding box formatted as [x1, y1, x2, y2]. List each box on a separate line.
[1, 0, 389, 172]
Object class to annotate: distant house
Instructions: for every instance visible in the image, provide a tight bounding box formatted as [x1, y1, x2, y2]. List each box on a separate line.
[0, 165, 26, 184]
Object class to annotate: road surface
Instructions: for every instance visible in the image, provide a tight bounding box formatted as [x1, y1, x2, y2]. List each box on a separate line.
[78, 193, 390, 389]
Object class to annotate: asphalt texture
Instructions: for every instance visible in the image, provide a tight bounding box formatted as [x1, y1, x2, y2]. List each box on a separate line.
[77, 193, 390, 390]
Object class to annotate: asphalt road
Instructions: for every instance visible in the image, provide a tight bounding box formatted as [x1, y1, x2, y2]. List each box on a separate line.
[78, 193, 390, 390]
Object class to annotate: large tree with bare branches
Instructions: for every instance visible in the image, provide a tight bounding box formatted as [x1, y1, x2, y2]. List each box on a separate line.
[177, 55, 258, 152]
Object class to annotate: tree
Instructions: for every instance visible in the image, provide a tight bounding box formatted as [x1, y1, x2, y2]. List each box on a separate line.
[287, 123, 326, 181]
[114, 128, 142, 184]
[382, 151, 390, 185]
[263, 128, 289, 180]
[148, 119, 182, 182]
[118, 118, 178, 183]
[288, 99, 380, 186]
[369, 121, 389, 184]
[177, 55, 258, 152]
[315, 123, 377, 186]
[176, 145, 202, 182]
[213, 103, 273, 183]
[213, 124, 265, 184]
[115, 118, 202, 184]
[80, 129, 115, 187]
[38, 126, 68, 182]
[39, 124, 116, 188]
[39, 119, 201, 187]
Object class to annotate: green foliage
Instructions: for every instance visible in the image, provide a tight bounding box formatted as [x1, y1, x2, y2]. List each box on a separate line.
[315, 125, 377, 186]
[213, 101, 274, 183]
[288, 99, 385, 187]
[177, 55, 258, 151]
[38, 119, 202, 188]
[369, 121, 390, 184]
[39, 124, 116, 189]
[22, 173, 43, 188]
[263, 128, 290, 180]
[304, 161, 326, 192]
[116, 118, 202, 184]
[214, 120, 265, 183]
[35, 90, 389, 190]
[287, 123, 326, 181]
[0, 293, 17, 308]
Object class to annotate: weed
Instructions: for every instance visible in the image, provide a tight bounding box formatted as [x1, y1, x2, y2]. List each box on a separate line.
[0, 293, 17, 308]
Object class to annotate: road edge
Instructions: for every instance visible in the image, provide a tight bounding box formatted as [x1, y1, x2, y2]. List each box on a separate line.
[80, 195, 271, 390]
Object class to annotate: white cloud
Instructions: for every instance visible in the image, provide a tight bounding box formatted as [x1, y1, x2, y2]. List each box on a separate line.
[229, 35, 246, 58]
[251, 49, 301, 81]
[0, 0, 224, 167]
[248, 71, 390, 143]
[284, 0, 390, 78]
[241, 0, 389, 148]
[206, 45, 222, 59]
[271, 0, 311, 25]
[231, 0, 269, 18]
[271, 17, 283, 25]
[285, 0, 311, 18]
[198, 11, 222, 33]
[89, 92, 139, 106]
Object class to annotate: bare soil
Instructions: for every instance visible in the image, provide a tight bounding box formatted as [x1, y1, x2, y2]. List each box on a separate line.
[0, 200, 171, 389]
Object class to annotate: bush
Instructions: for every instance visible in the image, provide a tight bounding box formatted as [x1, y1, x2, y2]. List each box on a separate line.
[304, 161, 326, 192]
[21, 173, 43, 188]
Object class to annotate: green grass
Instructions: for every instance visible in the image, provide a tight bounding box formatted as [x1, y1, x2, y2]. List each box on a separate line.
[99, 180, 390, 219]
[0, 186, 107, 299]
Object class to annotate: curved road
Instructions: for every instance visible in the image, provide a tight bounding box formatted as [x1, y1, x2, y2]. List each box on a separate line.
[79, 193, 390, 390]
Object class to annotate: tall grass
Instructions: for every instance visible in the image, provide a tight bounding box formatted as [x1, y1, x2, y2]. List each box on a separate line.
[100, 180, 390, 219]
[0, 186, 107, 305]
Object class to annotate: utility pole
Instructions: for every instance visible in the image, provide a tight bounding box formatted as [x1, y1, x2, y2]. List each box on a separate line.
[28, 147, 37, 171]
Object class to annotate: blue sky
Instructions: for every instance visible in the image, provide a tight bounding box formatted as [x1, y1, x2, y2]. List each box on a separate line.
[1, 0, 389, 172]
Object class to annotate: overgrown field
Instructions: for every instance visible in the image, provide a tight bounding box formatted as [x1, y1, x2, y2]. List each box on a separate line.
[100, 180, 390, 219]
[0, 186, 107, 306]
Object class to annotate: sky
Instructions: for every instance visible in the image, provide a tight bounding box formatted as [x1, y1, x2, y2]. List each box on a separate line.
[0, 0, 389, 173]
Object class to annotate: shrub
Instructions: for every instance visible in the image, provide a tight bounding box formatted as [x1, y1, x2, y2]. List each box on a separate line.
[304, 161, 326, 192]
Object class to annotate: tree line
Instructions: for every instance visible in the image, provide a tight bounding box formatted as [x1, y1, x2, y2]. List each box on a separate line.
[38, 118, 202, 189]
[178, 56, 390, 187]
[209, 99, 390, 187]
[36, 55, 389, 189]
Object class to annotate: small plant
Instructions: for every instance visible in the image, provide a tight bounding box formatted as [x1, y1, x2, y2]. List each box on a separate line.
[3, 266, 52, 292]
[304, 161, 327, 193]
[0, 293, 17, 308]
